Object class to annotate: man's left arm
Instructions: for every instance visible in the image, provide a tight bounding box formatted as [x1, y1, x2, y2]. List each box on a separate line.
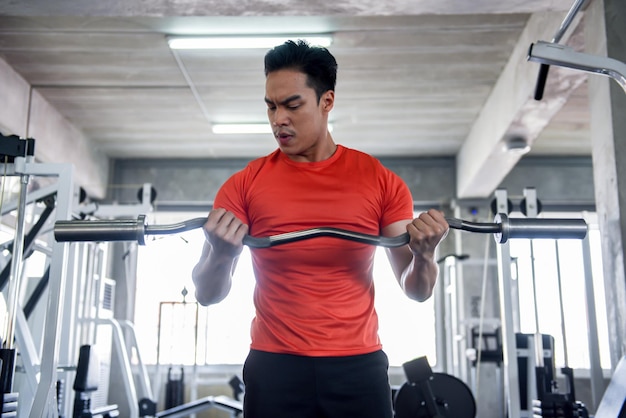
[384, 209, 449, 301]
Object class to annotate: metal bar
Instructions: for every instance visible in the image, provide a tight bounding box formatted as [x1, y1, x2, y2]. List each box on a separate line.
[528, 41, 626, 93]
[581, 234, 604, 410]
[0, 203, 55, 291]
[533, 0, 587, 100]
[155, 395, 243, 418]
[495, 215, 588, 242]
[27, 160, 75, 418]
[0, 184, 58, 216]
[529, 240, 544, 370]
[14, 309, 39, 404]
[554, 241, 569, 367]
[3, 173, 29, 352]
[552, 0, 587, 43]
[92, 318, 140, 418]
[54, 216, 589, 246]
[119, 319, 154, 402]
[494, 190, 521, 418]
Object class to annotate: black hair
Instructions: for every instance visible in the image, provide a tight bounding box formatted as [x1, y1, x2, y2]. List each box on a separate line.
[264, 39, 337, 102]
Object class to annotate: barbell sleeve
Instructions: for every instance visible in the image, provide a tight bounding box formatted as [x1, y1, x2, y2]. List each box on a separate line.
[53, 214, 588, 247]
[54, 215, 147, 245]
[494, 213, 588, 243]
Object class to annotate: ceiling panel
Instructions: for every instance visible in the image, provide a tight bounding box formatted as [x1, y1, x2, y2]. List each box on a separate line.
[0, 7, 591, 163]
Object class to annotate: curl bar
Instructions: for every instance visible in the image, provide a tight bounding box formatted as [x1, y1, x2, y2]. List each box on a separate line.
[53, 214, 588, 248]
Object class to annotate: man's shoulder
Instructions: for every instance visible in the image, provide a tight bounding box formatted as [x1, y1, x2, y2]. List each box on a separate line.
[243, 149, 281, 170]
[340, 145, 388, 171]
[340, 145, 378, 162]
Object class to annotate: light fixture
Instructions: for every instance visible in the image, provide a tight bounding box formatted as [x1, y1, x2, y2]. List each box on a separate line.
[212, 123, 334, 135]
[168, 35, 333, 50]
[504, 135, 530, 155]
[212, 124, 271, 134]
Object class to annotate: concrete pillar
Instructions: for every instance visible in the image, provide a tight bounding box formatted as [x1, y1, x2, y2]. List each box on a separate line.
[585, 0, 626, 368]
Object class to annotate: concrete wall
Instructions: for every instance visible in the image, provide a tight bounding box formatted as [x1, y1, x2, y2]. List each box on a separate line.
[0, 56, 110, 198]
[108, 155, 594, 207]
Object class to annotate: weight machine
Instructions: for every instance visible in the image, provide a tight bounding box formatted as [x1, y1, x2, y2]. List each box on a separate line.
[0, 134, 76, 417]
[489, 189, 600, 418]
[0, 132, 165, 417]
[527, 1, 626, 415]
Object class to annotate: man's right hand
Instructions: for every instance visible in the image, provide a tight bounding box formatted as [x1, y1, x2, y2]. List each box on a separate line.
[203, 208, 249, 258]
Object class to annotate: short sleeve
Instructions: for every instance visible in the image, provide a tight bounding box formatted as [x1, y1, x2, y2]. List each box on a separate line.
[380, 168, 414, 227]
[213, 169, 250, 225]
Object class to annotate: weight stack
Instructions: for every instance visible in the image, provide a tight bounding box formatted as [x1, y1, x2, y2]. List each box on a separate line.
[516, 333, 555, 412]
[532, 394, 589, 418]
[165, 367, 185, 409]
[1, 392, 18, 417]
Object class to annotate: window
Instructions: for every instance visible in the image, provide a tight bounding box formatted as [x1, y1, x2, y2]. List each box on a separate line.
[134, 213, 436, 367]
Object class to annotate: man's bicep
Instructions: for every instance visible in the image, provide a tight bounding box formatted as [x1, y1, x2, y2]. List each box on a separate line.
[382, 219, 413, 281]
[381, 219, 411, 237]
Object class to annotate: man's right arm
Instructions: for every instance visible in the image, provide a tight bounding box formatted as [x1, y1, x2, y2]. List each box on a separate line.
[191, 209, 248, 306]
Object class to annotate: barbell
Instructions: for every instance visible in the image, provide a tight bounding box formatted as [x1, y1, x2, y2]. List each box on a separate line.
[53, 214, 588, 247]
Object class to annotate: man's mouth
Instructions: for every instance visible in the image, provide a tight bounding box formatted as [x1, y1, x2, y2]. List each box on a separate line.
[276, 131, 294, 145]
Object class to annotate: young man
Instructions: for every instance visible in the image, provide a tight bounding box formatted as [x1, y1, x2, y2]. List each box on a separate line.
[192, 39, 449, 418]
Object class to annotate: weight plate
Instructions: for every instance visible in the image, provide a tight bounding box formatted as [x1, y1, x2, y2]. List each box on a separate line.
[394, 373, 476, 418]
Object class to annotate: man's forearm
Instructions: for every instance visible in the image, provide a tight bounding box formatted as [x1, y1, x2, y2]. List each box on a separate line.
[192, 246, 237, 306]
[400, 253, 439, 302]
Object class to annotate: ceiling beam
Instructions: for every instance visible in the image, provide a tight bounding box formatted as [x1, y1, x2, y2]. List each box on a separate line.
[0, 0, 576, 17]
[456, 11, 588, 199]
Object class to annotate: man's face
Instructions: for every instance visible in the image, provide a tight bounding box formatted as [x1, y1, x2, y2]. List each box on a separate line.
[265, 69, 334, 162]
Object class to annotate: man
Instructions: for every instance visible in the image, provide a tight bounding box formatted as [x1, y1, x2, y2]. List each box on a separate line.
[192, 39, 449, 418]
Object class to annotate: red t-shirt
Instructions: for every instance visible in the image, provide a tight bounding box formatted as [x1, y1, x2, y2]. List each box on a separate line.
[214, 145, 414, 356]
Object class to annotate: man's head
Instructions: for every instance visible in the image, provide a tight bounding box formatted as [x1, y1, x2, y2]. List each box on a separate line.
[263, 40, 338, 162]
[264, 40, 337, 103]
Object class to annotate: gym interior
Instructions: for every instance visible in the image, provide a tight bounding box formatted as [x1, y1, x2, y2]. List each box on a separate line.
[1, 0, 626, 417]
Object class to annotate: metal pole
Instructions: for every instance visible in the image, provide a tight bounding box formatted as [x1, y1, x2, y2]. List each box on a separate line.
[496, 235, 521, 418]
[3, 172, 30, 352]
[494, 189, 521, 418]
[529, 241, 544, 370]
[27, 160, 75, 418]
[581, 235, 604, 410]
[523, 187, 546, 412]
[554, 241, 569, 367]
[552, 0, 587, 44]
[533, 0, 587, 99]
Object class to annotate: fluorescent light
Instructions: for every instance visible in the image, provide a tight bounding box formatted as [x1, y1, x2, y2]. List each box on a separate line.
[212, 123, 334, 135]
[168, 35, 333, 50]
[212, 124, 271, 134]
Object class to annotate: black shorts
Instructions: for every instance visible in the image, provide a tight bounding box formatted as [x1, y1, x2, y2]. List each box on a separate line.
[242, 349, 394, 418]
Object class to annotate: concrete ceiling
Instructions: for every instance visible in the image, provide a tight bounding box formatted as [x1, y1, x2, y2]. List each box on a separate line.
[0, 0, 592, 199]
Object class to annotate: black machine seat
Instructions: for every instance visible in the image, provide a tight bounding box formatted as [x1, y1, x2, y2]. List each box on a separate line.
[73, 345, 120, 418]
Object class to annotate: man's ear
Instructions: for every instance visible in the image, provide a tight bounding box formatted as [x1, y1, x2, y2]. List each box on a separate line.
[321, 90, 335, 112]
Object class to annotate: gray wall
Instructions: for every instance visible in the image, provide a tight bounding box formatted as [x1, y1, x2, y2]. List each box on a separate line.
[108, 155, 595, 209]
